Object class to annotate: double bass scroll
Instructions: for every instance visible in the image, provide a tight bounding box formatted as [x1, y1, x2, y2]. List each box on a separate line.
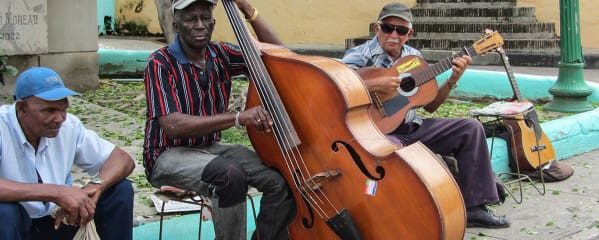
[222, 1, 466, 239]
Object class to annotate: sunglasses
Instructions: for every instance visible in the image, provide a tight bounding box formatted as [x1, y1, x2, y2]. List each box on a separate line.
[379, 23, 410, 36]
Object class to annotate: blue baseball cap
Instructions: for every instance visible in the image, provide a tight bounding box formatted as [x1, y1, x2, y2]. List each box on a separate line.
[14, 67, 80, 101]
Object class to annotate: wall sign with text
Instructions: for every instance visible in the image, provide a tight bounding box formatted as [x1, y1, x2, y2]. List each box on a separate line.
[0, 0, 47, 55]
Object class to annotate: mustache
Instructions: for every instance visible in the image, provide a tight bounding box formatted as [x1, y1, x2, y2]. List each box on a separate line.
[385, 39, 400, 44]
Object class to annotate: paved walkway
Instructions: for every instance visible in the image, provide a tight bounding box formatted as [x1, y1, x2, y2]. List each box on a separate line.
[92, 38, 599, 239]
[464, 149, 599, 240]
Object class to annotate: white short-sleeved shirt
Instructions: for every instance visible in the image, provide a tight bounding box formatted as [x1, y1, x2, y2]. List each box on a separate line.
[0, 104, 115, 218]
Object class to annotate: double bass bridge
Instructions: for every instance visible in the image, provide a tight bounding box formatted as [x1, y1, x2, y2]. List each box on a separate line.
[298, 169, 342, 193]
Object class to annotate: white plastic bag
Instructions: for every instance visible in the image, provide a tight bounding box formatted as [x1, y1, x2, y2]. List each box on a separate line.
[73, 221, 100, 240]
[50, 207, 101, 240]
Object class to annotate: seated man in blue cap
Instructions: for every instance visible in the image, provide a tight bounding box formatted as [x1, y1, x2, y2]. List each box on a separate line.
[0, 67, 135, 240]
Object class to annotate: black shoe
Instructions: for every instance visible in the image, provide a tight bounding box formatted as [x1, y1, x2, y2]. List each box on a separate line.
[466, 205, 510, 228]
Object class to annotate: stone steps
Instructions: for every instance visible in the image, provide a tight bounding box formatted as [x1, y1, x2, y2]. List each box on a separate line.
[415, 0, 518, 9]
[346, 36, 560, 53]
[344, 0, 561, 64]
[413, 7, 537, 23]
[412, 22, 557, 39]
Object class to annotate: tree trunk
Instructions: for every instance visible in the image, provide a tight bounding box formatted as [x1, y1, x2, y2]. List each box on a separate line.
[154, 0, 176, 43]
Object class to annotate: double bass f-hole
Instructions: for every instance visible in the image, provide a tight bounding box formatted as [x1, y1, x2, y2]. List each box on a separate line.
[332, 141, 385, 180]
[222, 0, 466, 238]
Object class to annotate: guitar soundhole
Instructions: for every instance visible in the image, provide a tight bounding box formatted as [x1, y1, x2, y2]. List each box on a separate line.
[399, 77, 415, 92]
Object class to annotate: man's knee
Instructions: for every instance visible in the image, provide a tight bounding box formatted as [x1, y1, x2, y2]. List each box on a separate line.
[0, 203, 30, 239]
[95, 180, 134, 240]
[462, 118, 486, 135]
[97, 179, 134, 213]
[201, 157, 248, 208]
[265, 171, 290, 194]
[105, 179, 134, 200]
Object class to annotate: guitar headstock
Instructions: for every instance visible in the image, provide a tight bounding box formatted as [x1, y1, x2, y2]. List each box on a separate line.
[471, 30, 504, 55]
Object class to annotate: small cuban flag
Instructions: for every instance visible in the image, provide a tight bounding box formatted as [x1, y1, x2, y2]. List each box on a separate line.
[364, 179, 378, 196]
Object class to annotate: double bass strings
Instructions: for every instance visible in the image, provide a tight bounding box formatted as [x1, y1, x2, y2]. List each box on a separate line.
[222, 0, 340, 220]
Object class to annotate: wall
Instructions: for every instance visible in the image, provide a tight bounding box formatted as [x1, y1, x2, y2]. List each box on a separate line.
[114, 0, 162, 35]
[1, 0, 100, 97]
[114, 0, 598, 49]
[518, 0, 597, 49]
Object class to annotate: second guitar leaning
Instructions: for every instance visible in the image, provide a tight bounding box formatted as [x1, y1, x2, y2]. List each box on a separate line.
[497, 47, 556, 171]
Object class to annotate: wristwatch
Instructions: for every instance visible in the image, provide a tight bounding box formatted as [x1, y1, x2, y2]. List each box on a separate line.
[88, 177, 104, 189]
[448, 81, 458, 89]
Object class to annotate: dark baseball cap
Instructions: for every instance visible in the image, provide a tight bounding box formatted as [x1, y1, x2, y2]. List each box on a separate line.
[172, 0, 217, 14]
[378, 2, 413, 23]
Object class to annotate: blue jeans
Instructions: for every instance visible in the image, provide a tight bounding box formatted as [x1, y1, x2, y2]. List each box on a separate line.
[0, 179, 134, 240]
[149, 143, 296, 240]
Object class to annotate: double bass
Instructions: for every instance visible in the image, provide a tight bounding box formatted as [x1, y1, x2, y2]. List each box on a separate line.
[222, 1, 465, 239]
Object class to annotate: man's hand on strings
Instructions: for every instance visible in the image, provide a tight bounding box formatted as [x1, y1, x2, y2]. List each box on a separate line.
[364, 75, 402, 94]
[448, 55, 472, 84]
[240, 106, 273, 132]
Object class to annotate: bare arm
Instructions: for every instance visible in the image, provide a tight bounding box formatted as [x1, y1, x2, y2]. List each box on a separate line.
[158, 106, 273, 139]
[90, 147, 135, 192]
[235, 0, 283, 45]
[53, 147, 135, 227]
[0, 177, 96, 227]
[355, 67, 402, 94]
[0, 178, 69, 202]
[424, 55, 472, 112]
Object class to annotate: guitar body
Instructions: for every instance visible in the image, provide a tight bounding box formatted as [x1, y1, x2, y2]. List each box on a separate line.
[502, 110, 556, 170]
[356, 31, 505, 134]
[495, 47, 556, 171]
[359, 56, 439, 134]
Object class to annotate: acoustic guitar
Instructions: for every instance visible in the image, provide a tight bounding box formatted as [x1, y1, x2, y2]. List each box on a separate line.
[358, 30, 504, 134]
[497, 47, 556, 171]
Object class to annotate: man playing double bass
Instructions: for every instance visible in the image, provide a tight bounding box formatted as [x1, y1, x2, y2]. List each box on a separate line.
[142, 0, 296, 239]
[342, 2, 510, 228]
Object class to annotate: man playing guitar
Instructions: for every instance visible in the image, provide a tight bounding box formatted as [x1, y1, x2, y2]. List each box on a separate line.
[342, 2, 510, 228]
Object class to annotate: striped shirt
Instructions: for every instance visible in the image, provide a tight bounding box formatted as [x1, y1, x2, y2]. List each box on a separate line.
[143, 37, 246, 177]
[341, 36, 423, 125]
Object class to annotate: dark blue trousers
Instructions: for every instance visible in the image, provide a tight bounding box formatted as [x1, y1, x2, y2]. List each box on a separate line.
[0, 179, 134, 240]
[387, 118, 499, 208]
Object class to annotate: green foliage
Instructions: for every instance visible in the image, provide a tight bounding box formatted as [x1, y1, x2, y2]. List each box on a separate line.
[128, 173, 153, 189]
[82, 79, 146, 121]
[0, 49, 19, 83]
[81, 78, 251, 146]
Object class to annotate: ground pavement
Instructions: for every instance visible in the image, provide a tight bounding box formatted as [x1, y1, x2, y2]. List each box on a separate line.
[64, 78, 599, 240]
[464, 150, 599, 240]
[51, 39, 599, 239]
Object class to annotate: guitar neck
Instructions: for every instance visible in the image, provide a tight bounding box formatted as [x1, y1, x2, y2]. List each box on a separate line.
[497, 47, 524, 101]
[410, 30, 504, 87]
[412, 46, 476, 86]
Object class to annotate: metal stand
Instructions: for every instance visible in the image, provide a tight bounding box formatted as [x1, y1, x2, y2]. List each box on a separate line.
[473, 110, 546, 204]
[156, 191, 259, 240]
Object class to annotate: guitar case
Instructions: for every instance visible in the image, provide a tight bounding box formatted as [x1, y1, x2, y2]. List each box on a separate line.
[482, 122, 574, 182]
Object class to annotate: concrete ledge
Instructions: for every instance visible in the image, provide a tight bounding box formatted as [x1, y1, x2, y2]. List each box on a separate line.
[445, 69, 599, 103]
[488, 108, 599, 173]
[97, 47, 599, 174]
[98, 48, 153, 78]
[449, 69, 599, 172]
